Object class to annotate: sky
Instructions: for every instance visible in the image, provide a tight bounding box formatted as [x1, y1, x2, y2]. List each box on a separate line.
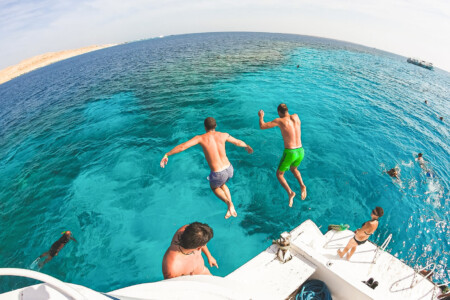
[1, 0, 449, 71]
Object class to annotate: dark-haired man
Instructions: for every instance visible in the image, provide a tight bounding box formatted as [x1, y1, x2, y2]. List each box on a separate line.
[258, 104, 306, 206]
[160, 117, 253, 219]
[162, 222, 217, 279]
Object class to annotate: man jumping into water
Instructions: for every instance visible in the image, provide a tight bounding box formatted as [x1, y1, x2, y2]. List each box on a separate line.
[160, 117, 253, 219]
[258, 104, 306, 206]
[38, 231, 77, 267]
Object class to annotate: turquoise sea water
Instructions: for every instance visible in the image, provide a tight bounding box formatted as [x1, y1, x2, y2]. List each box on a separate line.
[0, 32, 449, 292]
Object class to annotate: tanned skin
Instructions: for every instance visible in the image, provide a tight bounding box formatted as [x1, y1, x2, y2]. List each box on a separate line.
[162, 225, 218, 279]
[258, 109, 306, 206]
[337, 213, 379, 260]
[160, 126, 253, 219]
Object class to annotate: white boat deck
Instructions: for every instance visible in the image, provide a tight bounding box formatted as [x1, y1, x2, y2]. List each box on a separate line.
[290, 220, 438, 300]
[226, 244, 317, 299]
[0, 220, 442, 300]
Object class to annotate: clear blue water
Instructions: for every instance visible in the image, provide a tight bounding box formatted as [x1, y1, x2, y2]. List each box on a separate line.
[0, 32, 449, 292]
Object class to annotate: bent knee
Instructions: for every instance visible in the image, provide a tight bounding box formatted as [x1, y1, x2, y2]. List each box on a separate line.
[276, 170, 285, 177]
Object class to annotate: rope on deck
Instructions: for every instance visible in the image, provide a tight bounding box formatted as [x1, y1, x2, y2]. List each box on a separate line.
[296, 279, 332, 300]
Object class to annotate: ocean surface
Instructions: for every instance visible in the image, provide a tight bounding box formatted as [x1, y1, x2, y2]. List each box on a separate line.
[0, 32, 448, 292]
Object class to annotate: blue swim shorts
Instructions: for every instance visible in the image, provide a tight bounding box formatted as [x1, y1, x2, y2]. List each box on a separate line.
[209, 164, 234, 188]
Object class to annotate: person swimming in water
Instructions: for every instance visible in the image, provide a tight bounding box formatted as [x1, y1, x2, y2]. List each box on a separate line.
[162, 222, 217, 279]
[258, 104, 306, 207]
[337, 207, 384, 260]
[160, 117, 253, 219]
[38, 231, 77, 267]
[386, 167, 400, 179]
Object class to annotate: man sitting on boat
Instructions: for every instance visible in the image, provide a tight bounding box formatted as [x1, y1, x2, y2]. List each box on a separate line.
[162, 222, 218, 279]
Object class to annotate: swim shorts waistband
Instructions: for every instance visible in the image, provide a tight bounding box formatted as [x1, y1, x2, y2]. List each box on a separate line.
[284, 146, 303, 151]
[212, 164, 231, 173]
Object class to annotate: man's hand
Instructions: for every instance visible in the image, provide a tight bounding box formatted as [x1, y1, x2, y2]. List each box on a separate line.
[207, 256, 219, 268]
[258, 110, 264, 118]
[160, 155, 168, 168]
[245, 145, 254, 154]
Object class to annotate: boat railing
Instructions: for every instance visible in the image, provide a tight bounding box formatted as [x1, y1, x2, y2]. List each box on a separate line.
[371, 233, 392, 264]
[0, 268, 108, 300]
[412, 262, 437, 288]
[389, 261, 439, 299]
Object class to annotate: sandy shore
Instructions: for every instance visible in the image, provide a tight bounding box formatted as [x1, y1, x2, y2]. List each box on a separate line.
[0, 44, 117, 85]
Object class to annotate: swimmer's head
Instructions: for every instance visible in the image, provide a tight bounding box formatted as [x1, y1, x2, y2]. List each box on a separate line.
[61, 231, 71, 236]
[179, 222, 213, 250]
[439, 116, 444, 121]
[418, 153, 423, 158]
[204, 117, 216, 132]
[277, 103, 288, 117]
[372, 207, 384, 218]
[387, 168, 399, 177]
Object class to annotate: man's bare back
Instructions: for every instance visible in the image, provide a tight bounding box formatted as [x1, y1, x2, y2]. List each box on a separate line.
[259, 104, 307, 205]
[273, 114, 302, 149]
[160, 117, 253, 219]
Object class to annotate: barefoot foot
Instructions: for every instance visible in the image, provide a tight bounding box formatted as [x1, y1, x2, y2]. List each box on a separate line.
[225, 210, 232, 219]
[230, 205, 237, 217]
[337, 249, 344, 258]
[288, 191, 296, 207]
[301, 185, 307, 200]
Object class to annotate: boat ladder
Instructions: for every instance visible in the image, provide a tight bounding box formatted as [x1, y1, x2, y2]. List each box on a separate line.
[371, 233, 392, 264]
[390, 260, 444, 299]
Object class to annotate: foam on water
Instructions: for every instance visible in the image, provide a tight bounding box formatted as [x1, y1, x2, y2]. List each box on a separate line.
[0, 33, 449, 292]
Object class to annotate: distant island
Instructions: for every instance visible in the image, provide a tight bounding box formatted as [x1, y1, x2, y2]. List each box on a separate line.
[0, 44, 116, 85]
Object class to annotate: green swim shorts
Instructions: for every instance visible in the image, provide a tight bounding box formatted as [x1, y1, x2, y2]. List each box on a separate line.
[278, 147, 305, 171]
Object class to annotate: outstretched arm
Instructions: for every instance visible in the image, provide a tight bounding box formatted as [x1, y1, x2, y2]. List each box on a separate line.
[226, 135, 253, 153]
[258, 110, 279, 130]
[160, 136, 200, 168]
[201, 245, 218, 268]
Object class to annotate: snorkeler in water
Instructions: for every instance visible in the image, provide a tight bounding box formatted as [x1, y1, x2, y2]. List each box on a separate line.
[386, 168, 400, 179]
[37, 231, 77, 267]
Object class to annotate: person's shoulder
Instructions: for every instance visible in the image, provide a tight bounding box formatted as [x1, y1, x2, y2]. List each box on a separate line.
[178, 225, 188, 232]
[216, 131, 229, 138]
[292, 113, 300, 120]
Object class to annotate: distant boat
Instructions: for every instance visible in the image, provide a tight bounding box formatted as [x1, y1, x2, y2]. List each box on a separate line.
[407, 57, 433, 70]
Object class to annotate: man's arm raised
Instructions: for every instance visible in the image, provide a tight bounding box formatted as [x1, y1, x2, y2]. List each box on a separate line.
[160, 136, 200, 168]
[258, 109, 279, 130]
[226, 135, 253, 154]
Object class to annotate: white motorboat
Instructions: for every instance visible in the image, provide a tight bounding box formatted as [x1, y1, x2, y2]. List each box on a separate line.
[0, 220, 447, 299]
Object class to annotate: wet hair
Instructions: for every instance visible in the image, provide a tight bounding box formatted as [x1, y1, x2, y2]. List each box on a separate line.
[204, 117, 216, 131]
[439, 117, 444, 121]
[179, 222, 214, 249]
[418, 153, 423, 158]
[372, 207, 384, 218]
[277, 103, 288, 115]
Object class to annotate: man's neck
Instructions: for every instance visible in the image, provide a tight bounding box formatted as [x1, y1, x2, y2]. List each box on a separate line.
[177, 245, 195, 255]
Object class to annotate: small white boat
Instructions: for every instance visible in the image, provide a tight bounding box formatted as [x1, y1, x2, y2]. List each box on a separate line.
[407, 57, 433, 70]
[0, 220, 446, 299]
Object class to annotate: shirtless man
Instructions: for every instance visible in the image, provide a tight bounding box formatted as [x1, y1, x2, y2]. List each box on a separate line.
[38, 231, 77, 267]
[162, 222, 217, 279]
[258, 104, 306, 206]
[160, 117, 253, 219]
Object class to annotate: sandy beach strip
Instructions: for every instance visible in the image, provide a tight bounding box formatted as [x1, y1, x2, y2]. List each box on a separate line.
[0, 44, 117, 85]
